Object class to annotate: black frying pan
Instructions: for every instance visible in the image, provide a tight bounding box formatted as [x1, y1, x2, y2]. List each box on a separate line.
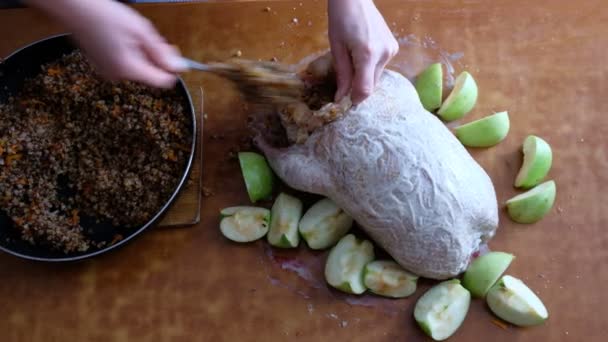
[0, 34, 197, 261]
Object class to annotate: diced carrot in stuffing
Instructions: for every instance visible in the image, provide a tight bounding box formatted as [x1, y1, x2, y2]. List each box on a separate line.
[47, 67, 62, 76]
[6, 154, 22, 166]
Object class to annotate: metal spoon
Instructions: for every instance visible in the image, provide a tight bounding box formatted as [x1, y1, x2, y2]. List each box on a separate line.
[179, 57, 305, 104]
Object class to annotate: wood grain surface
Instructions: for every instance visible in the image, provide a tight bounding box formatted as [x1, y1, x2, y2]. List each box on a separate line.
[0, 1, 606, 341]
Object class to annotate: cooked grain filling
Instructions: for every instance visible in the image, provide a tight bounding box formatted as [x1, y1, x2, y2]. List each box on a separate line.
[0, 51, 191, 253]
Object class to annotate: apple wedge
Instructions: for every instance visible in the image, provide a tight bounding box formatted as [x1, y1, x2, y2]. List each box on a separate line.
[324, 234, 374, 294]
[454, 111, 510, 147]
[462, 251, 515, 298]
[299, 198, 353, 250]
[437, 71, 478, 122]
[267, 192, 303, 248]
[414, 279, 471, 341]
[486, 275, 549, 327]
[515, 135, 553, 189]
[238, 152, 274, 203]
[415, 63, 443, 112]
[363, 260, 418, 298]
[220, 206, 270, 243]
[506, 180, 556, 224]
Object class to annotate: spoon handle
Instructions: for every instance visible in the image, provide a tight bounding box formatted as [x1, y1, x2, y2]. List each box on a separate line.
[180, 57, 212, 72]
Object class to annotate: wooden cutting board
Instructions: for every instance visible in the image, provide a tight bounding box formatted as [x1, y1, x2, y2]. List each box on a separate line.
[0, 1, 607, 342]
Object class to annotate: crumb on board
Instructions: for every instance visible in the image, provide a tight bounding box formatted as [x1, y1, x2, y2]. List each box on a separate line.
[292, 18, 299, 24]
[210, 134, 225, 140]
[270, 57, 279, 62]
[492, 319, 508, 330]
[233, 50, 243, 57]
[203, 113, 208, 120]
[263, 6, 271, 12]
[202, 187, 215, 197]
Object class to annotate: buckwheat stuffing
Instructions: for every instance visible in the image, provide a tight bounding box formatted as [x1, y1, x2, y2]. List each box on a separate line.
[0, 51, 192, 253]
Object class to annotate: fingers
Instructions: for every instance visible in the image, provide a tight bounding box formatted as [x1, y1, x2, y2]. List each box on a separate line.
[351, 48, 376, 105]
[115, 50, 178, 89]
[352, 39, 399, 105]
[117, 20, 184, 88]
[373, 45, 397, 87]
[138, 24, 187, 73]
[331, 43, 354, 102]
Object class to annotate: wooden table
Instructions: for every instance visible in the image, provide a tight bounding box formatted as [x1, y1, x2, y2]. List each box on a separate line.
[0, 1, 606, 341]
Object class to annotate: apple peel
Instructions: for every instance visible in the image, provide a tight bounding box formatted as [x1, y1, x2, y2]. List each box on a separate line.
[415, 63, 443, 112]
[324, 234, 374, 295]
[238, 152, 274, 203]
[219, 206, 270, 243]
[506, 180, 556, 224]
[299, 198, 353, 250]
[454, 111, 510, 147]
[437, 71, 478, 122]
[414, 279, 471, 341]
[462, 251, 515, 298]
[486, 275, 549, 327]
[268, 192, 303, 248]
[515, 135, 553, 189]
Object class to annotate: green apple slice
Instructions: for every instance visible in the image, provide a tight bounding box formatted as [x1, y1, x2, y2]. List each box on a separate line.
[324, 234, 374, 294]
[486, 275, 548, 327]
[437, 71, 478, 122]
[267, 192, 303, 248]
[415, 63, 443, 112]
[506, 180, 556, 224]
[414, 279, 471, 341]
[219, 206, 270, 243]
[363, 260, 418, 298]
[454, 111, 510, 147]
[238, 152, 274, 203]
[462, 251, 515, 298]
[298, 198, 353, 250]
[515, 135, 553, 189]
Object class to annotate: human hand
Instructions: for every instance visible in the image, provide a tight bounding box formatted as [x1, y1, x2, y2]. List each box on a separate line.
[328, 0, 399, 104]
[27, 0, 185, 88]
